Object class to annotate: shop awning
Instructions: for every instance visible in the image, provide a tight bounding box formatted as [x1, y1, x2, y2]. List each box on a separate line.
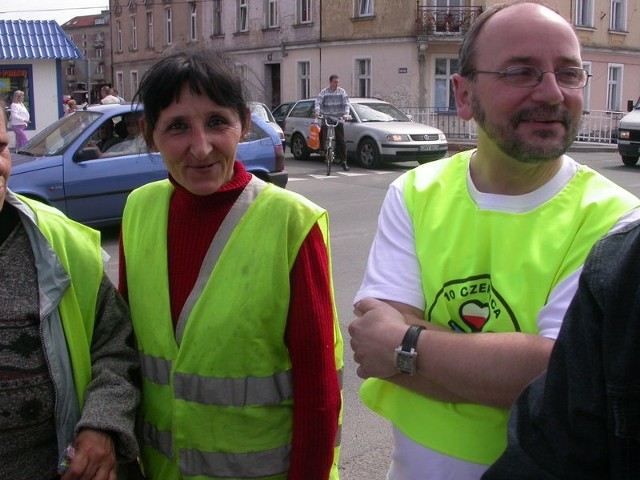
[0, 20, 83, 60]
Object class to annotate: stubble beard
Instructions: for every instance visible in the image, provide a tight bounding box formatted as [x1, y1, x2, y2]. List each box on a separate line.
[472, 96, 581, 164]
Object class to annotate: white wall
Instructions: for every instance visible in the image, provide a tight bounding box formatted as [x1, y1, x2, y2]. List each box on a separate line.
[4, 59, 61, 148]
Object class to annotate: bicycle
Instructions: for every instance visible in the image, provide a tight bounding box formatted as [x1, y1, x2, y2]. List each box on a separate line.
[318, 115, 341, 176]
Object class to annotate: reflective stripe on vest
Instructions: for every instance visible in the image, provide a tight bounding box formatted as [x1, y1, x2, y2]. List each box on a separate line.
[141, 422, 173, 459]
[141, 422, 292, 478]
[140, 352, 171, 385]
[174, 370, 293, 406]
[180, 444, 291, 478]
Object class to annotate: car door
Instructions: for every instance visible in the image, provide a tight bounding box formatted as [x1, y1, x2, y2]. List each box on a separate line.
[63, 113, 168, 226]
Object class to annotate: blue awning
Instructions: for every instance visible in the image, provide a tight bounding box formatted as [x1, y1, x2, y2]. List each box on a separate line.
[0, 20, 83, 60]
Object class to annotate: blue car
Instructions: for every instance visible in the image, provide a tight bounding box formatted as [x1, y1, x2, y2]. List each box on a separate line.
[9, 103, 287, 227]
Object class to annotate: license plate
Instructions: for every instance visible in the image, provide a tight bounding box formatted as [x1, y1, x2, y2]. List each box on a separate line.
[419, 144, 440, 152]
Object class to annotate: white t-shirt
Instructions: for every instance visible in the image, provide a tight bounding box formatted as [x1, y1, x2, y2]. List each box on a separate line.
[355, 155, 640, 479]
[102, 135, 146, 156]
[10, 102, 30, 126]
[101, 95, 121, 105]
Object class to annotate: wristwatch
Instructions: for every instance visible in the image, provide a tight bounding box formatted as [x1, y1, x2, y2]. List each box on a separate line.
[395, 325, 425, 375]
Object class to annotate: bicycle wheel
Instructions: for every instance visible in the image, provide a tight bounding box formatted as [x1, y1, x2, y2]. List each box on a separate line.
[326, 146, 334, 176]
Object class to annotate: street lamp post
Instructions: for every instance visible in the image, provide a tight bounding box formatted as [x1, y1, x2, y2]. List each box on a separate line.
[87, 58, 92, 104]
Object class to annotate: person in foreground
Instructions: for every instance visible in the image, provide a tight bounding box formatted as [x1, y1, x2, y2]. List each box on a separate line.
[483, 218, 640, 480]
[0, 101, 140, 479]
[348, 2, 640, 479]
[119, 48, 343, 480]
[314, 74, 351, 171]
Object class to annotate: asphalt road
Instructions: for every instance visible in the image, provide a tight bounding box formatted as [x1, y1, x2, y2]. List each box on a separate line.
[100, 145, 639, 479]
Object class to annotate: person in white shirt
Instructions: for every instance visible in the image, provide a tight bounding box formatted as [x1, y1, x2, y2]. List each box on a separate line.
[102, 113, 146, 156]
[100, 85, 121, 105]
[9, 90, 30, 148]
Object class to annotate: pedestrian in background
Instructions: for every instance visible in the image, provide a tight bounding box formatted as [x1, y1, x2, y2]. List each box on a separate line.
[64, 99, 78, 116]
[314, 74, 351, 171]
[119, 48, 343, 479]
[10, 90, 30, 148]
[348, 2, 640, 479]
[112, 88, 126, 104]
[100, 85, 120, 105]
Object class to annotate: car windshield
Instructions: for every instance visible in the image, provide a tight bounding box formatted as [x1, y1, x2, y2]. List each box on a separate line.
[353, 103, 411, 123]
[17, 111, 102, 156]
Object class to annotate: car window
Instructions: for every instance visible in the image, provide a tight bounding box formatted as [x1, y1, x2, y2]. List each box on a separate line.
[352, 103, 411, 123]
[289, 101, 314, 118]
[250, 102, 278, 123]
[17, 111, 102, 156]
[250, 103, 268, 121]
[272, 104, 288, 117]
[243, 119, 269, 142]
[75, 115, 129, 161]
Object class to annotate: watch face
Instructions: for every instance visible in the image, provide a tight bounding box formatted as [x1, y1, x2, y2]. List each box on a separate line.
[395, 349, 418, 375]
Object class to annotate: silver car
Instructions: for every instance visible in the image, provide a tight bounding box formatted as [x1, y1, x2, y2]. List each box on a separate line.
[284, 97, 448, 168]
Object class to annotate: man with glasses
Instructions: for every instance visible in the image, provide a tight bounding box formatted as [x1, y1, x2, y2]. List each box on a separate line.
[348, 2, 640, 479]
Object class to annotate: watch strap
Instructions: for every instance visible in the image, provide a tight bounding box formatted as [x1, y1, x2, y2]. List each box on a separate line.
[395, 325, 426, 375]
[401, 324, 425, 353]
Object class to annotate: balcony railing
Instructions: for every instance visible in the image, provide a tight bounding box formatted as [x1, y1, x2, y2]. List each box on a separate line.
[416, 4, 484, 37]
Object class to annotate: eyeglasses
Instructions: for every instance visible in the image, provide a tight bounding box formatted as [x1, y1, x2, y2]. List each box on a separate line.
[469, 65, 591, 89]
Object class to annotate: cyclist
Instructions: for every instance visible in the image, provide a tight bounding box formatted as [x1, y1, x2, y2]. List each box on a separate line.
[314, 74, 351, 171]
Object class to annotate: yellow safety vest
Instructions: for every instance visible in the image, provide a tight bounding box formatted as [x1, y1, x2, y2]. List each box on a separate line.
[361, 151, 640, 464]
[18, 195, 102, 407]
[122, 178, 343, 479]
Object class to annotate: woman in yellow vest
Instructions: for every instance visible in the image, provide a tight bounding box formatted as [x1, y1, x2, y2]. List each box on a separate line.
[118, 48, 343, 480]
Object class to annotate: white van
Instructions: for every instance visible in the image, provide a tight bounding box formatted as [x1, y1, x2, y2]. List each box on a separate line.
[618, 97, 640, 166]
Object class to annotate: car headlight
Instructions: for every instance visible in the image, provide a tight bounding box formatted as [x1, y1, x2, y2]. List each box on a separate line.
[386, 134, 411, 142]
[439, 133, 447, 141]
[619, 130, 630, 140]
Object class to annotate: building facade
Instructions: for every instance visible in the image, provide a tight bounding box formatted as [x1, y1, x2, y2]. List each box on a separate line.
[61, 11, 113, 104]
[109, 0, 640, 134]
[0, 20, 83, 146]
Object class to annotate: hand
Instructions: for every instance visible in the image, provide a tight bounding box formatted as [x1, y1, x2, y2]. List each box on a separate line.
[349, 297, 409, 379]
[61, 429, 117, 480]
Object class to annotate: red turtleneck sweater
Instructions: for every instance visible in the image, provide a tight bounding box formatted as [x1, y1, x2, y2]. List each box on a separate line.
[119, 162, 340, 479]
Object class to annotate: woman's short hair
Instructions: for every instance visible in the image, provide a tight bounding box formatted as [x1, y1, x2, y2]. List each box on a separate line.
[12, 90, 24, 102]
[134, 48, 248, 145]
